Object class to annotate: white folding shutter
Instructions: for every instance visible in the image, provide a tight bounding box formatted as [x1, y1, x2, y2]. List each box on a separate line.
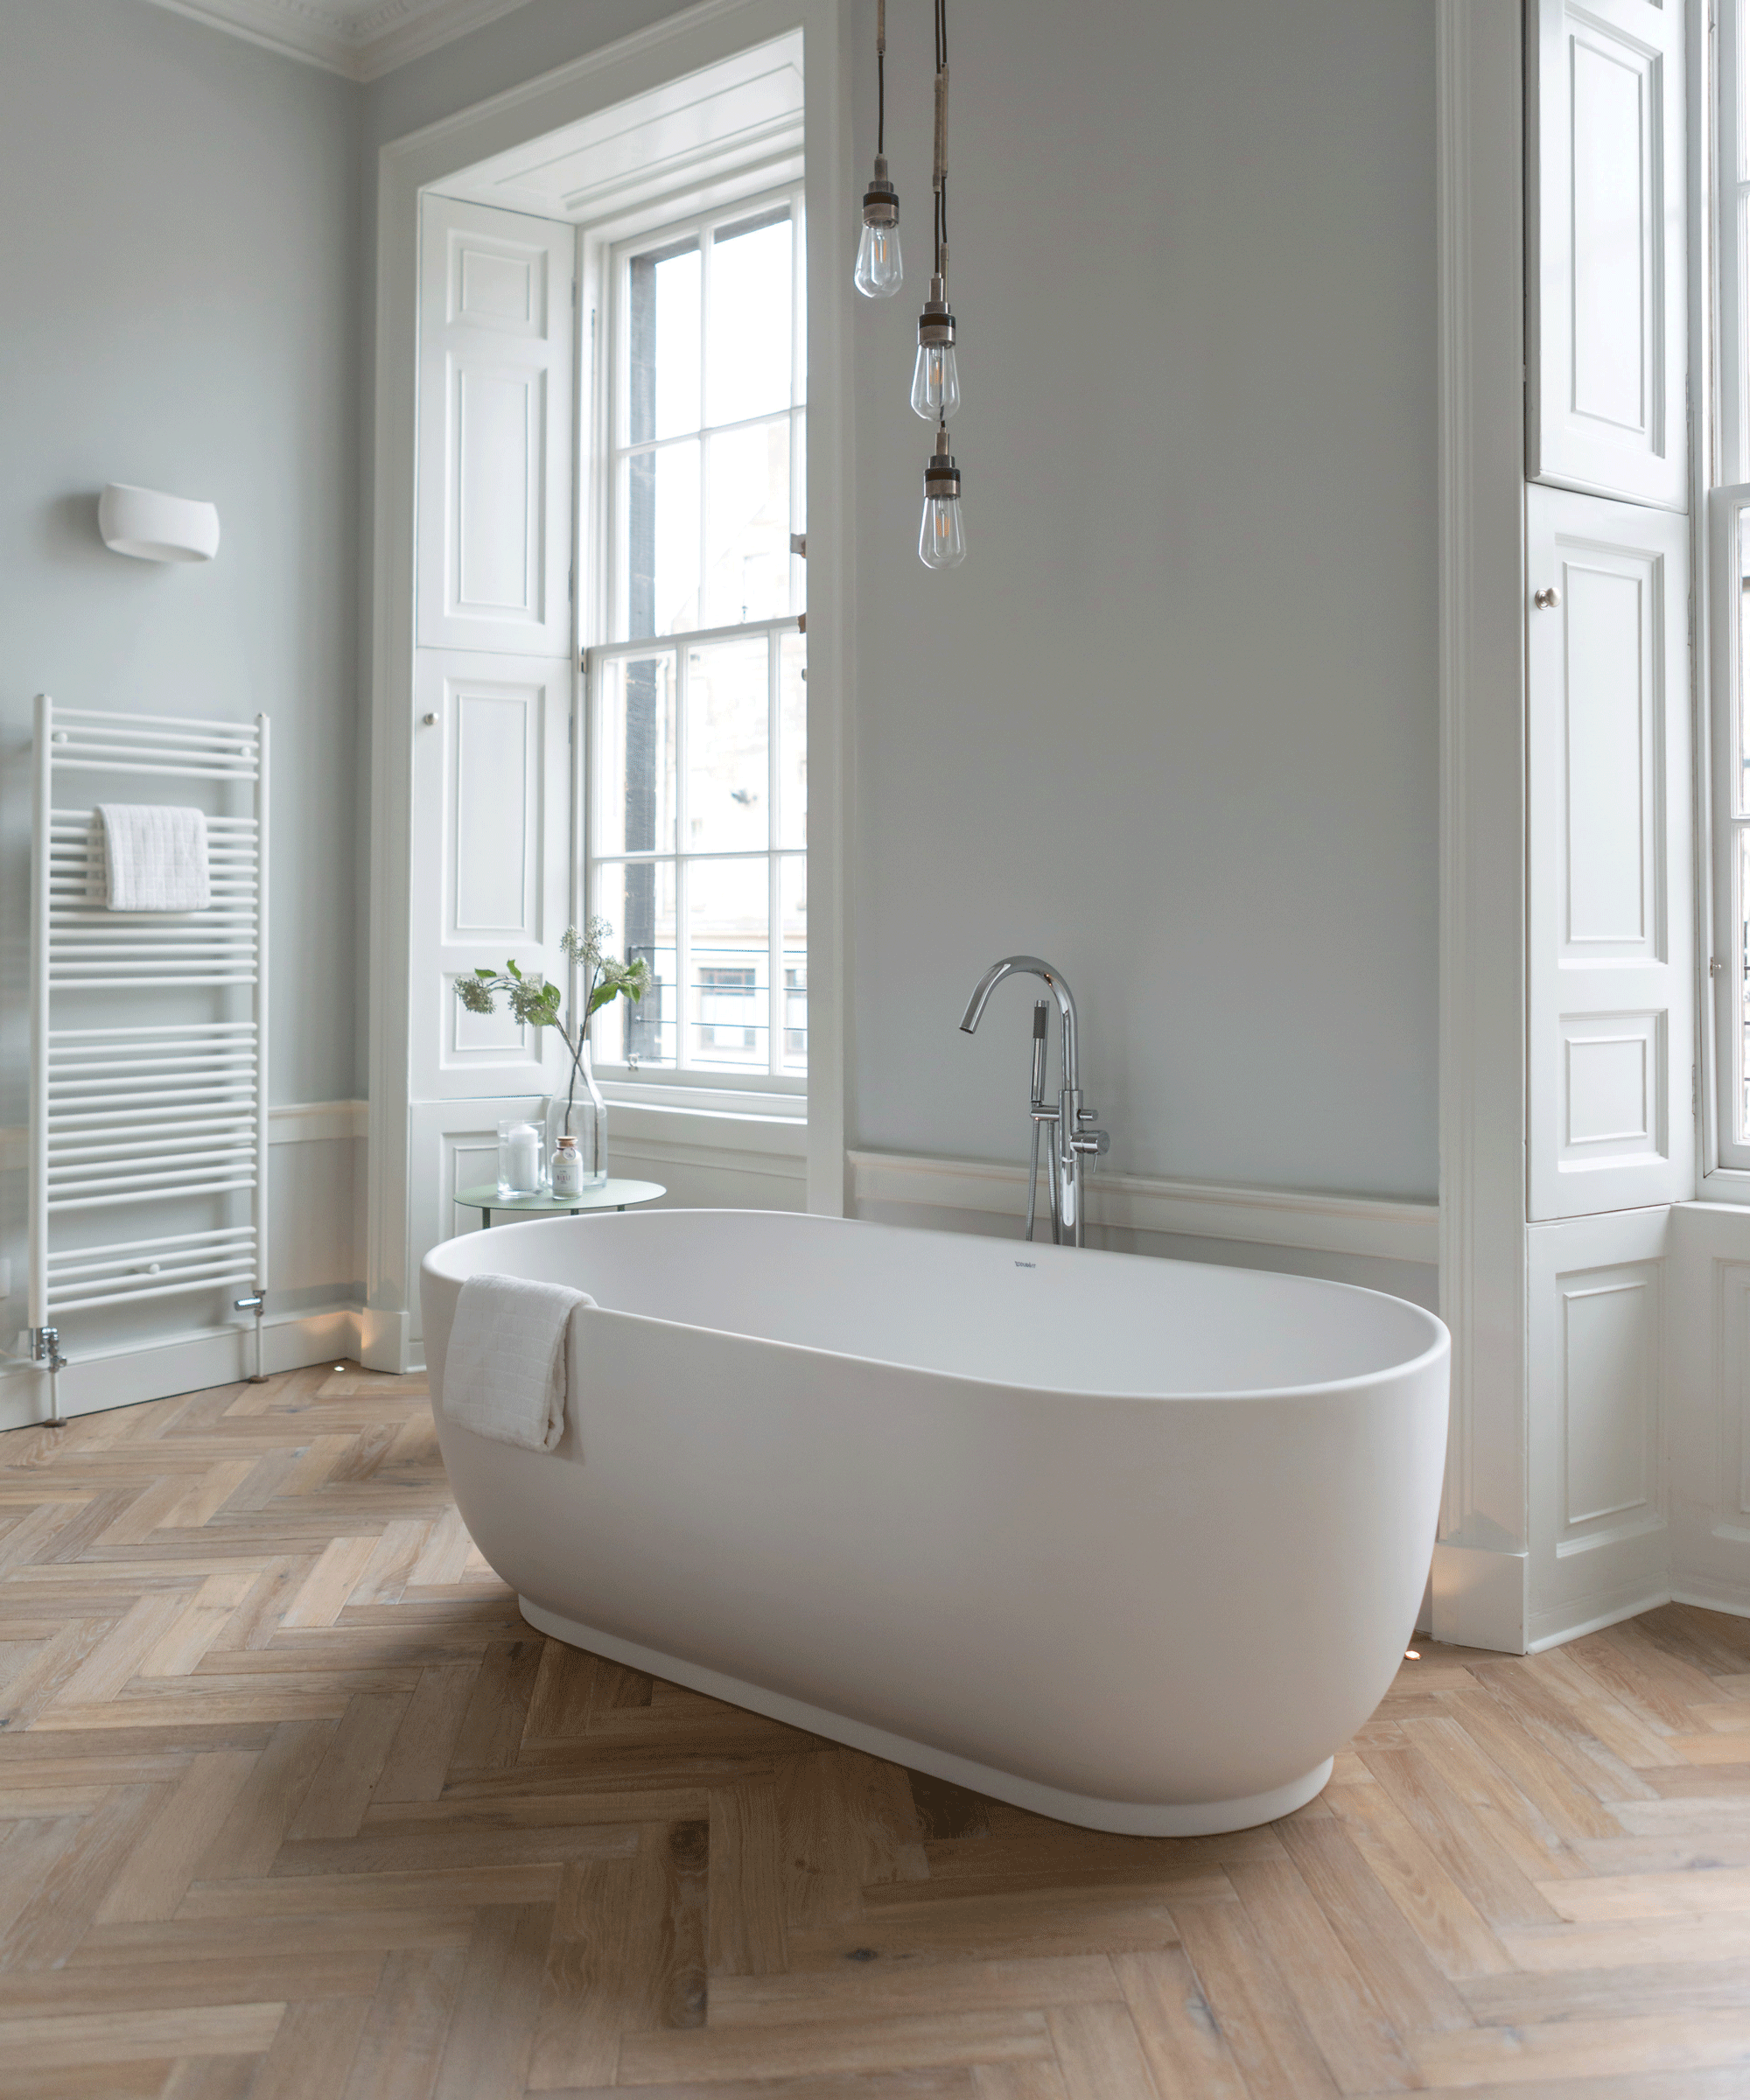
[410, 193, 575, 1117]
[416, 195, 575, 657]
[1527, 0, 1686, 512]
[1527, 483, 1693, 1219]
[407, 653, 572, 1105]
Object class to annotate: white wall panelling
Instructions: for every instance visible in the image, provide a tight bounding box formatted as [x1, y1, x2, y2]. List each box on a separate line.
[1527, 1206, 1674, 1645]
[1527, 484, 1694, 1218]
[1528, 0, 1688, 509]
[416, 196, 574, 658]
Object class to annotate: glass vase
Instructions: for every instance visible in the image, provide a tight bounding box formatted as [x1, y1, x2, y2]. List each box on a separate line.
[544, 1040, 608, 1190]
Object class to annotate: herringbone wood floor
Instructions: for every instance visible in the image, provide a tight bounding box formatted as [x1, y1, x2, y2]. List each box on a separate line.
[2, 1370, 1750, 2098]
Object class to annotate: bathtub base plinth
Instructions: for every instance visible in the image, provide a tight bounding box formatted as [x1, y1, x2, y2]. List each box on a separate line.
[520, 1597, 1335, 1838]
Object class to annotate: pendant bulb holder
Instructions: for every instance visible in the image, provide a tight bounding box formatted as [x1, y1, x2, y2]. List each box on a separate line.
[855, 154, 903, 298]
[920, 426, 965, 569]
[911, 271, 960, 420]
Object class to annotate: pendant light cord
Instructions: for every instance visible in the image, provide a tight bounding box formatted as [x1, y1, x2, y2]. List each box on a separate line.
[934, 0, 948, 279]
[876, 0, 886, 158]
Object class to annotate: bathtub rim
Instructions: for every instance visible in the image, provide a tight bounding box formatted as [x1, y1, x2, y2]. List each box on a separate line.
[519, 1594, 1339, 1837]
[422, 1207, 1451, 1406]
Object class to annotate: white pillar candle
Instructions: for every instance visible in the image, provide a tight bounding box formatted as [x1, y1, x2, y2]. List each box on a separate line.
[498, 1122, 542, 1197]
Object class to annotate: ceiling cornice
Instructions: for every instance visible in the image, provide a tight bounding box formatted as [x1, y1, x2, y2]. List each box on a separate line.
[143, 0, 540, 82]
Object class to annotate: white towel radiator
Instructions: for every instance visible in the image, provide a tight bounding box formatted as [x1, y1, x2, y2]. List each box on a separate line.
[26, 696, 270, 1423]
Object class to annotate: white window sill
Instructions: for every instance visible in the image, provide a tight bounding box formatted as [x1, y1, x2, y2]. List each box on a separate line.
[1691, 1168, 1750, 1207]
[599, 1088, 808, 1158]
[598, 1077, 805, 1118]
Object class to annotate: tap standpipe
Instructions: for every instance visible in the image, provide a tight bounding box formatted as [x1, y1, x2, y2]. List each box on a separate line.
[1026, 999, 1057, 1244]
[961, 955, 1108, 1247]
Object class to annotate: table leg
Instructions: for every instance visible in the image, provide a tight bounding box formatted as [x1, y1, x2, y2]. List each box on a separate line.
[482, 1208, 492, 1228]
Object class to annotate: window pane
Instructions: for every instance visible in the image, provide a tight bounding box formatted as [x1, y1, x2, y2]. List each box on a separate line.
[688, 857, 768, 1071]
[629, 241, 701, 445]
[620, 439, 700, 639]
[707, 210, 794, 427]
[1739, 826, 1750, 1145]
[780, 853, 807, 1075]
[779, 630, 806, 850]
[594, 858, 676, 1068]
[595, 655, 676, 858]
[704, 420, 791, 628]
[686, 636, 767, 852]
[1739, 508, 1750, 816]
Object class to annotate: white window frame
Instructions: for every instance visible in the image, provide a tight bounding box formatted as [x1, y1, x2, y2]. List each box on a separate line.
[578, 179, 808, 1104]
[1706, 0, 1750, 1180]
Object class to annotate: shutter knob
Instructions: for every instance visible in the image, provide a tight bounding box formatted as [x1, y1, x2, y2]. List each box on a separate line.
[1534, 585, 1562, 610]
[422, 712, 438, 726]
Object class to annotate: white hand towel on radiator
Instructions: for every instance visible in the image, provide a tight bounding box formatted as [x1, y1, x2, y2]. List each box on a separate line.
[443, 1272, 595, 1452]
[96, 803, 212, 913]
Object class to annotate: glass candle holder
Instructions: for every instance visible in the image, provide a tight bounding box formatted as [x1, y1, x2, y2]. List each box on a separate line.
[496, 1120, 542, 1198]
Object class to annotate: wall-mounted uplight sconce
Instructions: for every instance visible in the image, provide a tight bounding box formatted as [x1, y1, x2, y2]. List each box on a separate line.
[98, 483, 220, 564]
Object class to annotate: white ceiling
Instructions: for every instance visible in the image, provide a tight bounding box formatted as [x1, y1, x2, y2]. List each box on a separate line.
[143, 0, 539, 81]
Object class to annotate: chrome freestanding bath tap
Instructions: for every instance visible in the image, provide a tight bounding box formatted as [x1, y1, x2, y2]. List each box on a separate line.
[960, 956, 1109, 1246]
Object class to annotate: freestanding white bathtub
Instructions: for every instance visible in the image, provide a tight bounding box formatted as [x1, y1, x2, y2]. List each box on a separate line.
[421, 1209, 1448, 1836]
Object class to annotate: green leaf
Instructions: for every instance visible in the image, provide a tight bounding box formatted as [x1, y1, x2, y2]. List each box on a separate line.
[475, 967, 496, 980]
[508, 959, 522, 979]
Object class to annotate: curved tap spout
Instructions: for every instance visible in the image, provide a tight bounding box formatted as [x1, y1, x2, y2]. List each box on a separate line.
[959, 955, 1078, 1088]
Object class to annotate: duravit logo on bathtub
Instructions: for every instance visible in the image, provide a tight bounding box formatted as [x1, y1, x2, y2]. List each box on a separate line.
[1015, 1261, 1036, 1270]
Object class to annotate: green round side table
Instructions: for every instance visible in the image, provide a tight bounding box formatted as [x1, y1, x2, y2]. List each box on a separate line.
[454, 1178, 665, 1229]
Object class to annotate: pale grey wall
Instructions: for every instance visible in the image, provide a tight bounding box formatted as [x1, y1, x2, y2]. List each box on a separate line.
[850, 0, 1438, 1200]
[1, 0, 361, 1102]
[365, 0, 1440, 1208]
[0, 0, 362, 1310]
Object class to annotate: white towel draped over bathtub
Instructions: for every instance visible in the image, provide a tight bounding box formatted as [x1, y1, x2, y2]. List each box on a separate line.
[443, 1272, 595, 1452]
[96, 803, 212, 912]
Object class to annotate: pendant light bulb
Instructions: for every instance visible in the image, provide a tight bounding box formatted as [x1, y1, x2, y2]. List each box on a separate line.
[855, 158, 903, 298]
[910, 274, 960, 420]
[920, 427, 965, 569]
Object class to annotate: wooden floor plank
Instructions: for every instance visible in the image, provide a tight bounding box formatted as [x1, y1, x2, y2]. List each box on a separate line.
[1111, 1945, 1250, 2100]
[1044, 1999, 1160, 2100]
[1166, 1894, 1341, 2100]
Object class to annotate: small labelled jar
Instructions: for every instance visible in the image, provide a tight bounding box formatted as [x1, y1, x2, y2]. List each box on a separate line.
[550, 1132, 584, 1200]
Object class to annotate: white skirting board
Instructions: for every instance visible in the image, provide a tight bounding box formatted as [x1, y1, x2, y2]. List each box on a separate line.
[0, 1306, 363, 1432]
[1, 1100, 365, 1426]
[847, 1149, 1440, 1308]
